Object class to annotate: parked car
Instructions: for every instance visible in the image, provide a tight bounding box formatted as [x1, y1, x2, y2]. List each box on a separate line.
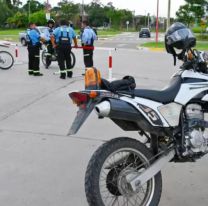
[139, 28, 151, 38]
[19, 26, 47, 46]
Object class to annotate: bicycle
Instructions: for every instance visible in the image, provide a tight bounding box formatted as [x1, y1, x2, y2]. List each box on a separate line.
[0, 44, 14, 70]
[41, 44, 76, 69]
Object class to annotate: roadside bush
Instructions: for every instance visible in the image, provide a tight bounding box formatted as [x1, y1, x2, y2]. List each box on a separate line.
[30, 10, 47, 26]
[7, 12, 28, 28]
[192, 27, 206, 34]
[196, 34, 208, 41]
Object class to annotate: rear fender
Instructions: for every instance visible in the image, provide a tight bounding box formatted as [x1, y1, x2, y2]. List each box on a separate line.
[68, 99, 96, 135]
[68, 90, 118, 135]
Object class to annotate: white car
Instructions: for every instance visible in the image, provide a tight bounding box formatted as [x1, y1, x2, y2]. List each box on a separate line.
[19, 26, 48, 46]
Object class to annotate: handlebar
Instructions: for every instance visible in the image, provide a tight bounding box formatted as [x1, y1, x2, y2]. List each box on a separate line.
[180, 49, 208, 73]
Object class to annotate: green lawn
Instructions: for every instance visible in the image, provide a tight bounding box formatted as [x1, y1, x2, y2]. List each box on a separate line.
[0, 29, 24, 42]
[0, 28, 122, 42]
[141, 41, 208, 51]
[0, 29, 24, 35]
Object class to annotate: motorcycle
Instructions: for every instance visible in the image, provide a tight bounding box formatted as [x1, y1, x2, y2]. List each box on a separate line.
[68, 48, 208, 206]
[41, 44, 76, 69]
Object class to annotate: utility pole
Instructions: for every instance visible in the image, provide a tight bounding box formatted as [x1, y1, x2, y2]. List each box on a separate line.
[147, 13, 150, 28]
[45, 0, 50, 20]
[156, 0, 159, 43]
[167, 0, 171, 30]
[82, 0, 84, 21]
[145, 10, 147, 27]
[132, 10, 135, 30]
[28, 0, 31, 23]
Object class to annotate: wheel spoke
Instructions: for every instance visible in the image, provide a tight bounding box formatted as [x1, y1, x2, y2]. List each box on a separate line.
[97, 146, 155, 206]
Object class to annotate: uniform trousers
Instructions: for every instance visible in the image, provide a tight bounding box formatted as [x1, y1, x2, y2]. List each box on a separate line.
[56, 44, 72, 77]
[83, 47, 94, 68]
[28, 45, 40, 74]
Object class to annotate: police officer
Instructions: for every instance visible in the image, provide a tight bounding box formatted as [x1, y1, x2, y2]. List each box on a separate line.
[43, 19, 55, 69]
[81, 20, 97, 69]
[52, 19, 78, 79]
[27, 22, 43, 76]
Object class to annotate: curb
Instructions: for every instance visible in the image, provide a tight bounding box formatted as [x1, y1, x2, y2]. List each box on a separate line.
[148, 47, 165, 52]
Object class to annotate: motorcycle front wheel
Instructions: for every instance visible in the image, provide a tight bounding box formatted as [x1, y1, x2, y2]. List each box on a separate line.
[85, 137, 162, 206]
[70, 51, 76, 69]
[0, 51, 14, 70]
[42, 50, 52, 68]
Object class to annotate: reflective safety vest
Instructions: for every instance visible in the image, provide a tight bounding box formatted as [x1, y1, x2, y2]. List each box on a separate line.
[59, 27, 71, 46]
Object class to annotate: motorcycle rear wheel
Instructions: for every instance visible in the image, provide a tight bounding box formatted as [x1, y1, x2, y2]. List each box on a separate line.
[85, 137, 162, 206]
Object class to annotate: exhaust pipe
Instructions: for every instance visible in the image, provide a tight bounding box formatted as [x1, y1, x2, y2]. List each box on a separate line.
[95, 101, 111, 117]
[95, 99, 141, 121]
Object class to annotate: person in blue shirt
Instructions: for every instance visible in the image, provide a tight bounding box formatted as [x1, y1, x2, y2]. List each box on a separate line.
[52, 19, 78, 79]
[43, 19, 55, 69]
[27, 22, 43, 76]
[81, 20, 97, 71]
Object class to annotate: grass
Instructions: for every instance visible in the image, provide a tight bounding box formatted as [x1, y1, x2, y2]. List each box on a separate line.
[97, 30, 121, 36]
[0, 29, 25, 42]
[141, 41, 208, 51]
[0, 29, 24, 35]
[0, 28, 122, 42]
[196, 34, 208, 41]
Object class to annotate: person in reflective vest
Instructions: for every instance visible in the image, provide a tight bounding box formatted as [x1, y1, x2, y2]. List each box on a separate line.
[27, 22, 43, 76]
[52, 19, 78, 79]
[81, 20, 97, 71]
[43, 19, 55, 69]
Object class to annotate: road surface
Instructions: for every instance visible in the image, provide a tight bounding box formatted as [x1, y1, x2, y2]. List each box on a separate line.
[95, 32, 165, 49]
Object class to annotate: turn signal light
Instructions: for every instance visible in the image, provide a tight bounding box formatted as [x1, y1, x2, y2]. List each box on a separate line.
[89, 91, 98, 98]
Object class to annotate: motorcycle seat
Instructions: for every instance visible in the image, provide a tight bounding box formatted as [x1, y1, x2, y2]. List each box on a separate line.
[133, 76, 182, 104]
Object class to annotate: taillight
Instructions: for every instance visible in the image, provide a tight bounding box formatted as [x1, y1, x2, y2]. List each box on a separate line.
[69, 92, 89, 106]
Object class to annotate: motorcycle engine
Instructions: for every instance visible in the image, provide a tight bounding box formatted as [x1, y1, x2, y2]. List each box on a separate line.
[184, 104, 208, 157]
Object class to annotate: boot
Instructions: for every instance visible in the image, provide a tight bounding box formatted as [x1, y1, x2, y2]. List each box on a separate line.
[28, 70, 33, 75]
[33, 72, 43, 76]
[67, 71, 73, 78]
[34, 73, 43, 76]
[60, 72, 66, 79]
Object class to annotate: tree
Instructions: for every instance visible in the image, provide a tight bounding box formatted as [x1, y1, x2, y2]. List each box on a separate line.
[0, 0, 12, 26]
[7, 11, 27, 27]
[30, 10, 47, 25]
[5, 0, 22, 11]
[176, 4, 195, 26]
[22, 0, 44, 13]
[57, 0, 79, 21]
[85, 1, 108, 27]
[106, 8, 133, 29]
[176, 0, 207, 26]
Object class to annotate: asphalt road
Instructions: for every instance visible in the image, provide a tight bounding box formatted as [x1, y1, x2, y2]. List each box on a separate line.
[95, 32, 164, 49]
[0, 35, 207, 206]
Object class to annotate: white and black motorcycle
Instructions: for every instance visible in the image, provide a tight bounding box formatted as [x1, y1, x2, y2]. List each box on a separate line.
[68, 27, 208, 206]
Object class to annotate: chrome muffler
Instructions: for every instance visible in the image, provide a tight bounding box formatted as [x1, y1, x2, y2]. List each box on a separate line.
[95, 101, 111, 117]
[95, 99, 141, 121]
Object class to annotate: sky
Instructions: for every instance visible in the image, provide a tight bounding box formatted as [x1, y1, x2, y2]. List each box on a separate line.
[23, 0, 186, 17]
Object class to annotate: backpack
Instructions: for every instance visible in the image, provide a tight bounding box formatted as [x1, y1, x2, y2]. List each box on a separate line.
[85, 67, 101, 90]
[26, 29, 32, 45]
